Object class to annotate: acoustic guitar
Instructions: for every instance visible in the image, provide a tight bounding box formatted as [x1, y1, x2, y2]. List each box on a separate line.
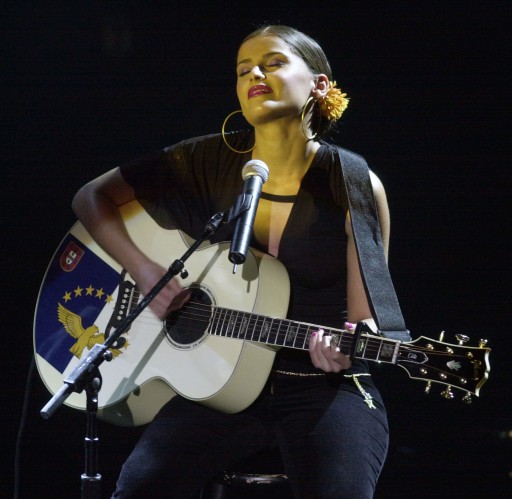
[34, 201, 491, 426]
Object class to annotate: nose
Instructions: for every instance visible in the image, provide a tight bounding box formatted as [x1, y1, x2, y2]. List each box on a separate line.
[249, 65, 265, 80]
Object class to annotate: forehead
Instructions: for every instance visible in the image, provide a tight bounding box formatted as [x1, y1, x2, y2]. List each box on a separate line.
[237, 35, 298, 63]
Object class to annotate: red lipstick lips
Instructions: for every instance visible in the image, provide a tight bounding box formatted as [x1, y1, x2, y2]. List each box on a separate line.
[248, 84, 272, 98]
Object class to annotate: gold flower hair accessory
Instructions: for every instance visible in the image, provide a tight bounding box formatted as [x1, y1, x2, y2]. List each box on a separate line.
[318, 81, 349, 121]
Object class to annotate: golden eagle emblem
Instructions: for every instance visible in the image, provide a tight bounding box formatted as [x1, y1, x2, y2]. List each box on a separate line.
[57, 303, 123, 358]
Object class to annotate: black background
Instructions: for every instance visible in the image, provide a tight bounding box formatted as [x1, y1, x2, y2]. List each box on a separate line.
[3, 2, 510, 498]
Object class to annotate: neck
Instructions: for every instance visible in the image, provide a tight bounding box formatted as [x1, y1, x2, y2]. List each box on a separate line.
[252, 121, 320, 194]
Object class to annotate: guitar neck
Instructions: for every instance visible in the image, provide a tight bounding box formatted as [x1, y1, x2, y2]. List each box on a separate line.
[209, 306, 400, 365]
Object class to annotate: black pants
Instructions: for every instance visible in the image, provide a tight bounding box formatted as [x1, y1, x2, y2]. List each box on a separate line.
[112, 372, 389, 499]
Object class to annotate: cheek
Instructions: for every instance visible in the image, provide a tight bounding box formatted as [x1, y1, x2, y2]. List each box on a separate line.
[282, 73, 313, 99]
[236, 81, 244, 103]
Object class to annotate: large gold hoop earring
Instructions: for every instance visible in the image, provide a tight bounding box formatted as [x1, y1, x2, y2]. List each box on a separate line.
[221, 110, 255, 154]
[301, 97, 319, 140]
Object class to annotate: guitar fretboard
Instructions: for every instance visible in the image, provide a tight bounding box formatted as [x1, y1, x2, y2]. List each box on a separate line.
[209, 306, 399, 364]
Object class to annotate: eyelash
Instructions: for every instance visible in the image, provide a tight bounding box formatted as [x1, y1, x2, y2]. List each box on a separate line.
[238, 61, 284, 77]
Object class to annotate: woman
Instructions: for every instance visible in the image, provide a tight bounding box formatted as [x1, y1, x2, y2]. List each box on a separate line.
[73, 24, 390, 499]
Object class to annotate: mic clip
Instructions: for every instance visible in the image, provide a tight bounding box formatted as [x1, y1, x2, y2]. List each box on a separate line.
[227, 193, 254, 224]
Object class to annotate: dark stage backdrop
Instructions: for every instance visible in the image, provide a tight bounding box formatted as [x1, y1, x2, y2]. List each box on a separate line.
[3, 2, 510, 498]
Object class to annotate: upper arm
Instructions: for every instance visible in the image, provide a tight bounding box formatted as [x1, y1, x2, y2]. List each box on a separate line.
[72, 167, 136, 219]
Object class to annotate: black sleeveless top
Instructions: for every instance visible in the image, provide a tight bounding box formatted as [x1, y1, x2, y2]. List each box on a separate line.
[120, 131, 369, 375]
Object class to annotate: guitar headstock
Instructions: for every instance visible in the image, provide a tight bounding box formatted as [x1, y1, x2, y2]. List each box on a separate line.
[396, 333, 491, 402]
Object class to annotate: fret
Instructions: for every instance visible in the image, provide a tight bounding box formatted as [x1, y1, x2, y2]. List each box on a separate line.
[222, 309, 231, 337]
[206, 307, 217, 334]
[267, 318, 278, 344]
[248, 313, 258, 341]
[361, 334, 370, 359]
[274, 319, 285, 345]
[283, 321, 298, 348]
[236, 311, 245, 339]
[228, 310, 238, 337]
[260, 318, 271, 343]
[234, 311, 242, 338]
[211, 307, 221, 336]
[228, 310, 237, 338]
[223, 309, 234, 337]
[265, 318, 273, 343]
[232, 310, 241, 339]
[375, 337, 383, 360]
[362, 335, 382, 361]
[354, 334, 367, 359]
[238, 312, 250, 340]
[378, 339, 399, 363]
[300, 325, 310, 349]
[217, 308, 228, 337]
[274, 319, 280, 344]
[249, 314, 259, 342]
[336, 331, 351, 356]
[252, 315, 261, 341]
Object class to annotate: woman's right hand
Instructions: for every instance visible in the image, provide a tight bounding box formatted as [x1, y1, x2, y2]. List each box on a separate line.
[72, 168, 191, 319]
[130, 260, 191, 319]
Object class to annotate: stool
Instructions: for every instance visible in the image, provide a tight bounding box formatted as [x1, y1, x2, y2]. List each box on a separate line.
[200, 449, 292, 498]
[205, 470, 290, 498]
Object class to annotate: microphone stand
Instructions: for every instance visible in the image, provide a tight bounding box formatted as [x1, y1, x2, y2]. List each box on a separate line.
[40, 210, 228, 499]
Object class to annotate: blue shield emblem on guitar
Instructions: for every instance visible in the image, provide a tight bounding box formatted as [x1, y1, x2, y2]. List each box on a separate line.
[35, 234, 124, 374]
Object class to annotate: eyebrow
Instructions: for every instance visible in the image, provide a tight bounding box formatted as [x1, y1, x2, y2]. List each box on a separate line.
[236, 51, 286, 67]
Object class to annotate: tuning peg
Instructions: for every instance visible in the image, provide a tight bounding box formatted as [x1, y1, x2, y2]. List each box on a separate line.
[479, 338, 488, 348]
[462, 392, 472, 404]
[425, 381, 432, 395]
[438, 331, 445, 341]
[456, 334, 470, 345]
[441, 385, 454, 399]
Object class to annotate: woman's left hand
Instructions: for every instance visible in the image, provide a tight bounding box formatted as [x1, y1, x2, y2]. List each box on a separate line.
[308, 324, 353, 372]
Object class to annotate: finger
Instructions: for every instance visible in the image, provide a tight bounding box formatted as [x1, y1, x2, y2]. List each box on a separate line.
[315, 330, 339, 372]
[320, 332, 352, 372]
[309, 329, 330, 370]
[167, 289, 192, 313]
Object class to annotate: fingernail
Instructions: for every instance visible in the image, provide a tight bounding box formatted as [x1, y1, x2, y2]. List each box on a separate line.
[311, 331, 317, 336]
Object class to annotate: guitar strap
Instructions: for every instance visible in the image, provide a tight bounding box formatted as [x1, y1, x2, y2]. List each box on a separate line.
[336, 146, 411, 342]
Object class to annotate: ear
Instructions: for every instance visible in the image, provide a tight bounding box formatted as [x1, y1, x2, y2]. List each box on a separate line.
[311, 74, 330, 99]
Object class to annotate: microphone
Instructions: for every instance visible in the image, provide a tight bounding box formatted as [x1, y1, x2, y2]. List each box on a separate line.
[228, 159, 269, 266]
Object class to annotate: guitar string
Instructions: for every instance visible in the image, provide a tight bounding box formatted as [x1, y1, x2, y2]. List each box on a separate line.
[106, 300, 476, 386]
[122, 288, 380, 354]
[178, 304, 476, 385]
[177, 302, 412, 361]
[162, 300, 390, 356]
[127, 291, 391, 356]
[115, 299, 469, 363]
[104, 290, 479, 388]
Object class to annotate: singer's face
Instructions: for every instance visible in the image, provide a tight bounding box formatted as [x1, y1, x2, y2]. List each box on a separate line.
[236, 35, 316, 127]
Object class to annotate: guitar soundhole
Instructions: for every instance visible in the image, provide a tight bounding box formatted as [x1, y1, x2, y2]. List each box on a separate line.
[163, 285, 214, 349]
